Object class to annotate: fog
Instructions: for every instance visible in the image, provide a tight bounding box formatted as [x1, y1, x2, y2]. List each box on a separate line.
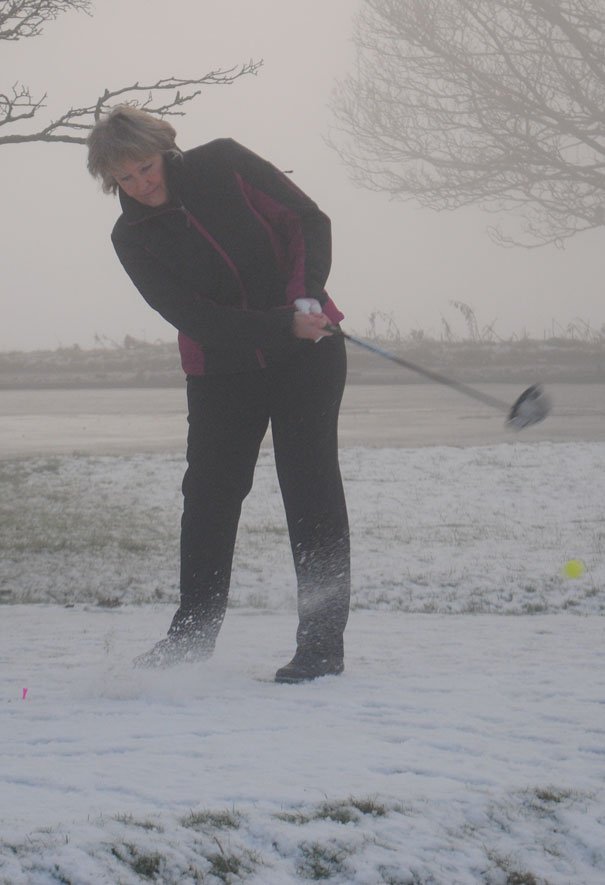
[1, 0, 603, 352]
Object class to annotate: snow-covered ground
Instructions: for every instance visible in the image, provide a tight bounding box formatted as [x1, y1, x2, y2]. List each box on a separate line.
[2, 607, 604, 884]
[1, 440, 604, 883]
[2, 443, 604, 614]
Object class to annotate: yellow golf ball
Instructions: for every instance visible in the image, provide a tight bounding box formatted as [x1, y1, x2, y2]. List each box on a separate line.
[563, 559, 585, 579]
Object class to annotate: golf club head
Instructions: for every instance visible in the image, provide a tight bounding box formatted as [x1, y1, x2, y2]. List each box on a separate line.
[507, 384, 551, 430]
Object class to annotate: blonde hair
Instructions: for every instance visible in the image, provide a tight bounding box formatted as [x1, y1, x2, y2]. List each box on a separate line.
[86, 105, 178, 194]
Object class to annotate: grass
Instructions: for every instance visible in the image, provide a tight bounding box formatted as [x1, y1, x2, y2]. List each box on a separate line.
[2, 446, 604, 615]
[524, 786, 579, 819]
[2, 788, 599, 884]
[110, 809, 261, 882]
[296, 840, 350, 879]
[111, 843, 164, 879]
[276, 796, 397, 826]
[114, 812, 164, 832]
[207, 839, 261, 882]
[486, 854, 543, 885]
[180, 808, 243, 831]
[483, 857, 537, 884]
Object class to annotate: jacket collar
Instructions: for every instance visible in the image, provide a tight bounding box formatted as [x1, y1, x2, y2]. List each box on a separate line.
[118, 149, 186, 225]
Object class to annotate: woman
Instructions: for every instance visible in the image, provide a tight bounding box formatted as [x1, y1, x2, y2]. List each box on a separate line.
[87, 106, 350, 682]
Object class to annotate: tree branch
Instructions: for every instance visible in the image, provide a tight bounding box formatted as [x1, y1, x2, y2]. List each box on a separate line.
[0, 62, 263, 145]
[331, 0, 605, 246]
[0, 0, 91, 41]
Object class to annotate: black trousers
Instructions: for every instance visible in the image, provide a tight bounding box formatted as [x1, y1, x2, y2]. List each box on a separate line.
[169, 335, 350, 658]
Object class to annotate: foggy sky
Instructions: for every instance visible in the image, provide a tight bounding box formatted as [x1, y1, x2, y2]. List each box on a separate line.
[1, 0, 603, 352]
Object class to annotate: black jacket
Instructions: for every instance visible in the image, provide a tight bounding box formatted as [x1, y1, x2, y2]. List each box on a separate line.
[111, 139, 342, 375]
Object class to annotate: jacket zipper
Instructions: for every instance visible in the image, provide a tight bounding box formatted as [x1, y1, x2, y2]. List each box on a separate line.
[178, 203, 248, 307]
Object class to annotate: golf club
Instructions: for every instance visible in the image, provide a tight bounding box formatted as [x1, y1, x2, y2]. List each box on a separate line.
[326, 326, 551, 430]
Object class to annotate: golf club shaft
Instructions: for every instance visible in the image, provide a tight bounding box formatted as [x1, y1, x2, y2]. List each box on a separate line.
[327, 327, 511, 413]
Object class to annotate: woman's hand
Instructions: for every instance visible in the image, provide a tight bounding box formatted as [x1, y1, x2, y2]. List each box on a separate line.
[292, 298, 333, 341]
[292, 310, 333, 341]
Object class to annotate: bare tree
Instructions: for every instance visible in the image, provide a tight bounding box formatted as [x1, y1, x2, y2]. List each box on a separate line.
[0, 0, 261, 146]
[332, 0, 605, 246]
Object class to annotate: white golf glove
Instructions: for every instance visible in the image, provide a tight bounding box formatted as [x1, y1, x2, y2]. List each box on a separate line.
[293, 298, 325, 343]
[294, 298, 323, 315]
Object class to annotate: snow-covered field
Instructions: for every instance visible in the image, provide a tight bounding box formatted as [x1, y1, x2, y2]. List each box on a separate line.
[2, 443, 604, 614]
[1, 441, 605, 883]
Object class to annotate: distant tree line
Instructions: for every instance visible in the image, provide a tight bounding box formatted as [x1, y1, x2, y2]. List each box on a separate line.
[1, 327, 604, 389]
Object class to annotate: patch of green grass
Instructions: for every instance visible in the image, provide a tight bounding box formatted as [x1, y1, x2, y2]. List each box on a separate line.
[113, 812, 163, 831]
[180, 808, 242, 831]
[207, 837, 261, 882]
[522, 602, 548, 614]
[0, 460, 60, 487]
[505, 873, 540, 885]
[314, 797, 391, 824]
[111, 843, 164, 879]
[245, 523, 288, 537]
[314, 801, 359, 825]
[274, 809, 311, 825]
[523, 785, 580, 818]
[488, 848, 543, 885]
[276, 796, 394, 827]
[207, 850, 245, 881]
[97, 595, 123, 608]
[349, 797, 390, 817]
[296, 840, 350, 880]
[533, 787, 574, 805]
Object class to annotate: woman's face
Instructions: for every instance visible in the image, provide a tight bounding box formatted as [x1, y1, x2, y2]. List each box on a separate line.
[113, 154, 168, 207]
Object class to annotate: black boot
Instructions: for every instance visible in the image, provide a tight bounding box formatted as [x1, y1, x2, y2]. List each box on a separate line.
[133, 634, 213, 669]
[275, 650, 344, 684]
